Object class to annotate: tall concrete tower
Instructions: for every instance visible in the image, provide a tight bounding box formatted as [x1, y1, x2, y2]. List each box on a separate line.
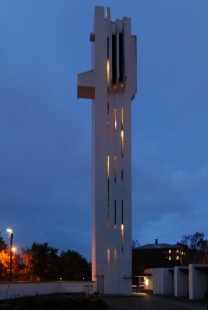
[77, 6, 137, 294]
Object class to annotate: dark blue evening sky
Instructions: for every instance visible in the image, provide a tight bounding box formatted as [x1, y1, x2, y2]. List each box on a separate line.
[0, 0, 208, 261]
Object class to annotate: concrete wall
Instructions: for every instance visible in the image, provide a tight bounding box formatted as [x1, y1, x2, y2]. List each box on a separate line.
[174, 267, 188, 297]
[189, 264, 208, 300]
[153, 268, 161, 294]
[153, 268, 173, 295]
[152, 264, 208, 300]
[0, 281, 94, 300]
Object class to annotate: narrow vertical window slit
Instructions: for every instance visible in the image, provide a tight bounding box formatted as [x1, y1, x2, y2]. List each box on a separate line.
[107, 249, 110, 269]
[114, 156, 116, 182]
[107, 156, 110, 178]
[119, 33, 124, 83]
[121, 200, 124, 250]
[114, 249, 117, 269]
[112, 34, 116, 84]
[114, 201, 116, 229]
[107, 156, 110, 206]
[107, 60, 110, 86]
[121, 107, 124, 130]
[121, 224, 124, 250]
[121, 130, 124, 156]
[114, 108, 117, 135]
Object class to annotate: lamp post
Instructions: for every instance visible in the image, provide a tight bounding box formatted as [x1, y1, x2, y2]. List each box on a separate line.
[12, 247, 16, 281]
[7, 228, 13, 281]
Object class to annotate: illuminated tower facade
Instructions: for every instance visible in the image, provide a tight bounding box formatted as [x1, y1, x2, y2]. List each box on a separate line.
[77, 6, 137, 294]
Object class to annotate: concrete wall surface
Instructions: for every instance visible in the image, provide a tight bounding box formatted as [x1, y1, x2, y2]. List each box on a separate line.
[0, 281, 94, 300]
[174, 266, 188, 297]
[162, 268, 173, 295]
[153, 268, 161, 294]
[153, 264, 208, 300]
[153, 268, 173, 295]
[189, 264, 208, 300]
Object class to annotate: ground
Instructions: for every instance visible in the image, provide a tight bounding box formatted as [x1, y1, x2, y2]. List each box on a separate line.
[102, 293, 208, 310]
[1, 293, 208, 309]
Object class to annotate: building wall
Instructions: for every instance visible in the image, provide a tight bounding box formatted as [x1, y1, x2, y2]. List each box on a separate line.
[174, 266, 188, 297]
[189, 264, 208, 300]
[153, 268, 173, 295]
[0, 281, 94, 300]
[153, 264, 208, 300]
[78, 6, 137, 294]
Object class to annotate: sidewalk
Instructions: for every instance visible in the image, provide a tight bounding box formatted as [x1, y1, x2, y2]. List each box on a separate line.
[101, 293, 208, 310]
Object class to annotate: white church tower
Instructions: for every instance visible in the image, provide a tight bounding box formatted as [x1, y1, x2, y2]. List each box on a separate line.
[77, 6, 137, 294]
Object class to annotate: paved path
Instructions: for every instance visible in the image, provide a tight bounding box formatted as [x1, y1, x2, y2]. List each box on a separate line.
[101, 294, 208, 310]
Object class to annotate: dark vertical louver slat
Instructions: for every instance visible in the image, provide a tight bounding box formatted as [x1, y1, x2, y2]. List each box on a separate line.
[112, 34, 116, 84]
[119, 33, 124, 82]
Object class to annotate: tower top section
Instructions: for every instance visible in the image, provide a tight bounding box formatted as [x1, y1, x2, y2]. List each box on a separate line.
[77, 6, 137, 101]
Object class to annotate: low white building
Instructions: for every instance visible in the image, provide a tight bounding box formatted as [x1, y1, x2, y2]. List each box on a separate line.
[152, 264, 208, 300]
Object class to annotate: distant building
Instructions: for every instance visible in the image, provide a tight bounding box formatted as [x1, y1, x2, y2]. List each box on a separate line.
[133, 239, 183, 277]
[138, 239, 184, 261]
[132, 239, 184, 291]
[77, 6, 137, 294]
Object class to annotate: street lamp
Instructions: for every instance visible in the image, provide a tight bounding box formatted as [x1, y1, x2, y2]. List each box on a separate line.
[7, 228, 13, 281]
[12, 247, 16, 281]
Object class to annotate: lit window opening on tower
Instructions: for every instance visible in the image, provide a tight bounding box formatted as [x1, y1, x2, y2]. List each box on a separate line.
[121, 107, 124, 130]
[114, 201, 116, 229]
[107, 156, 110, 178]
[114, 108, 117, 135]
[107, 60, 110, 86]
[114, 249, 117, 269]
[121, 130, 124, 156]
[114, 156, 116, 182]
[107, 249, 110, 269]
[121, 224, 124, 250]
